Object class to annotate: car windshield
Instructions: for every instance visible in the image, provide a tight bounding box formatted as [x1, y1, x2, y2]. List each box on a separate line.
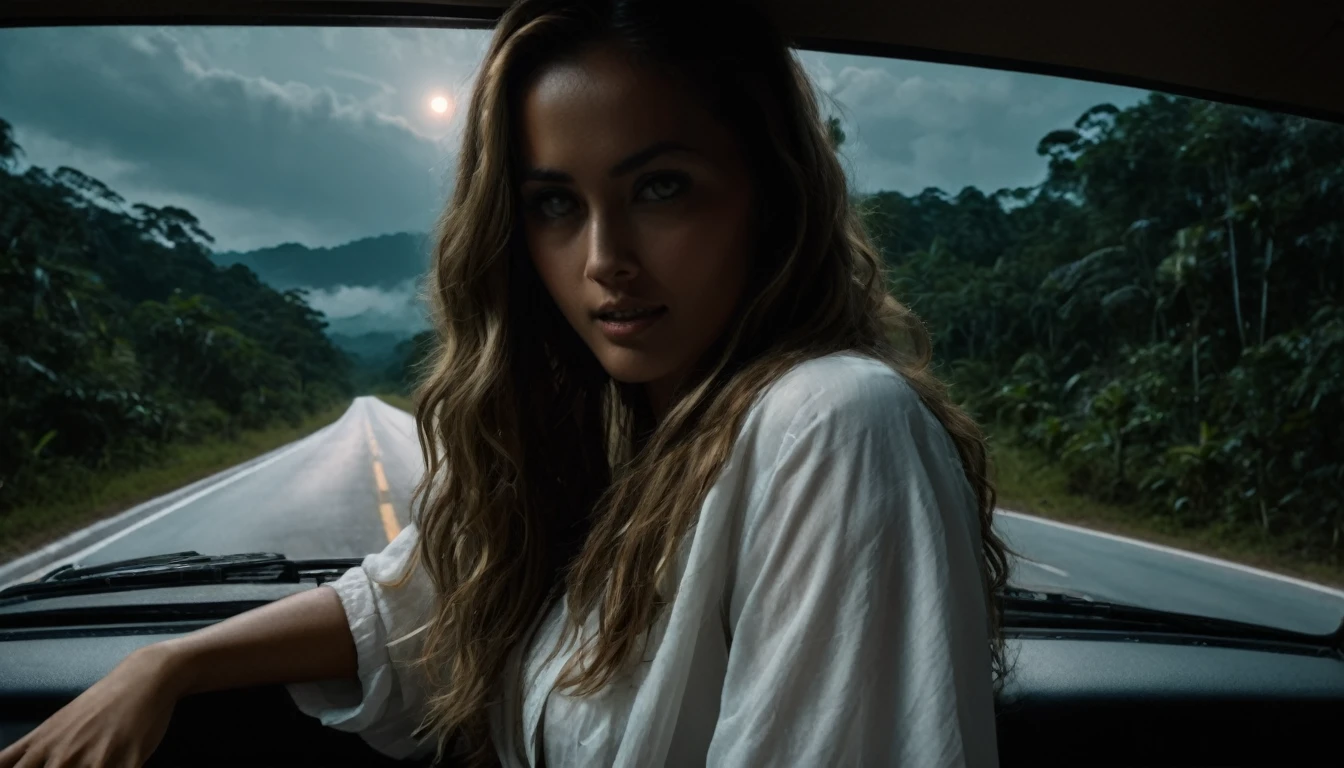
[1, 23, 1341, 637]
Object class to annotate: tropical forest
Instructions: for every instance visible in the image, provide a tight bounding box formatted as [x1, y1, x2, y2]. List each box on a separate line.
[2, 91, 1342, 575]
[0, 116, 352, 554]
[860, 95, 1343, 572]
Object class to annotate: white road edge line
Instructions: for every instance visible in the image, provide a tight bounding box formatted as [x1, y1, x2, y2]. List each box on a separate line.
[998, 509, 1344, 600]
[1020, 560, 1070, 578]
[8, 417, 341, 586]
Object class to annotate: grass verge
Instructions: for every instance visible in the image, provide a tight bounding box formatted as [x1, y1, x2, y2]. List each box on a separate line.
[374, 393, 415, 414]
[0, 402, 352, 564]
[990, 434, 1344, 589]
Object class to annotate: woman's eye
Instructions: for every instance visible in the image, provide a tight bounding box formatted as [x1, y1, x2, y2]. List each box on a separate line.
[635, 173, 688, 203]
[532, 191, 578, 220]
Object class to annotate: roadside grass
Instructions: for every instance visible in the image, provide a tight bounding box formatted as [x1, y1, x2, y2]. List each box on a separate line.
[374, 393, 415, 414]
[990, 433, 1344, 589]
[0, 402, 352, 564]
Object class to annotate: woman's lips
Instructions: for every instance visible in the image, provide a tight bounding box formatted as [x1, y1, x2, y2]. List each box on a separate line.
[594, 306, 668, 341]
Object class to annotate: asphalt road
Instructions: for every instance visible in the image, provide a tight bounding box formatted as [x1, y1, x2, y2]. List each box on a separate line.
[73, 396, 424, 566]
[5, 396, 1342, 635]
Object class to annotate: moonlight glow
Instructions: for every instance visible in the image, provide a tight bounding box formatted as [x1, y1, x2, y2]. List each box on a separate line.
[430, 95, 449, 114]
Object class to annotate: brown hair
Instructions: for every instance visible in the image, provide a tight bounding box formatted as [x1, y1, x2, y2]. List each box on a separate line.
[408, 0, 1010, 763]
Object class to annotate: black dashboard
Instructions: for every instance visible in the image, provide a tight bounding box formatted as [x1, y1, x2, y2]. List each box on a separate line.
[1, 586, 1342, 766]
[995, 632, 1344, 765]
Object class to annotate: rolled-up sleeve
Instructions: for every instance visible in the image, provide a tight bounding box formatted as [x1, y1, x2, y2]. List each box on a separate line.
[287, 523, 436, 759]
[708, 370, 999, 767]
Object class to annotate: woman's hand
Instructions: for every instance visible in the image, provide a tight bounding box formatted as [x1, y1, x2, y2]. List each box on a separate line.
[0, 643, 188, 768]
[0, 585, 358, 768]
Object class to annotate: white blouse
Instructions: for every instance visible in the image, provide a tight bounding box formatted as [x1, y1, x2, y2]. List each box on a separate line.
[287, 352, 999, 767]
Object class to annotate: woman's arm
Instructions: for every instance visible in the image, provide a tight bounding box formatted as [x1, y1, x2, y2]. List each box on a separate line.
[1, 523, 432, 768]
[165, 583, 358, 695]
[0, 586, 357, 768]
[709, 369, 999, 767]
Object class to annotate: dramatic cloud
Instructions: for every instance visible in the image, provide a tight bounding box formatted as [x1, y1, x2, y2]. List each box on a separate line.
[0, 24, 1147, 252]
[0, 27, 481, 250]
[800, 52, 1148, 195]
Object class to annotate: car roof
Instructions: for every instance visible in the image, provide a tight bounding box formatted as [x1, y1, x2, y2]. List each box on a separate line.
[4, 0, 1342, 123]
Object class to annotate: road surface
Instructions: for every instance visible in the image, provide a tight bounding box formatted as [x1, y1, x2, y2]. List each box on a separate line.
[3, 397, 1342, 635]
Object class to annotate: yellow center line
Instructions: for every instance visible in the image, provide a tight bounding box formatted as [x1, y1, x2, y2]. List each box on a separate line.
[364, 419, 379, 458]
[380, 502, 401, 542]
[366, 418, 400, 542]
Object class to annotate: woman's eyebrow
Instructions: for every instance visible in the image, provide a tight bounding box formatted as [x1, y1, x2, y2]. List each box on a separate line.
[523, 167, 572, 184]
[609, 140, 694, 177]
[522, 140, 695, 184]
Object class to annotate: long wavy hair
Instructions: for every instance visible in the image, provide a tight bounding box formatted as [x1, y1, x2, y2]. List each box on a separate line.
[406, 0, 1011, 763]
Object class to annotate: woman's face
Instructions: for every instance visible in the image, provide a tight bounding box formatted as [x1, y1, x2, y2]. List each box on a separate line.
[518, 45, 754, 414]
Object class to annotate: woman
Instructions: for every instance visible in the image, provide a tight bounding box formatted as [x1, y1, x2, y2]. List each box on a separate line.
[0, 1, 1009, 766]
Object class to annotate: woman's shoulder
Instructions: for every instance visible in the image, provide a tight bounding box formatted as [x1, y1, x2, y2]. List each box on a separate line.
[718, 350, 977, 563]
[745, 350, 924, 442]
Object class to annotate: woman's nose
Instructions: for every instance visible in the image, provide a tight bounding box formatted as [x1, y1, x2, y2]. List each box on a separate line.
[583, 211, 638, 286]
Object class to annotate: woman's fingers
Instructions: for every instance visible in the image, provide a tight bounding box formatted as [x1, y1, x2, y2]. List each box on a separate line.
[0, 647, 181, 768]
[7, 740, 46, 768]
[0, 739, 21, 768]
[2, 737, 122, 768]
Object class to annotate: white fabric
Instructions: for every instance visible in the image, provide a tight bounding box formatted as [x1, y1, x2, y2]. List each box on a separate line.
[287, 352, 999, 767]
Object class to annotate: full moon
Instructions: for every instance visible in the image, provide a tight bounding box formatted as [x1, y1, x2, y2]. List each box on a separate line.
[430, 95, 450, 114]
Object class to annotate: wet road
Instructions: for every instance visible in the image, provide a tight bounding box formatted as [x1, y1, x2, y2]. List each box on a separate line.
[4, 396, 1342, 635]
[999, 512, 1344, 635]
[0, 398, 419, 581]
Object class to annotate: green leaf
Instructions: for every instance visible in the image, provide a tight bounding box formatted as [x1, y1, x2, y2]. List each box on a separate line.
[31, 430, 58, 458]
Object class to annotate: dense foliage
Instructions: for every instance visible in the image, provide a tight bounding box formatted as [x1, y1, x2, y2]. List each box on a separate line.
[861, 95, 1344, 561]
[0, 117, 351, 514]
[6, 91, 1341, 568]
[385, 330, 437, 393]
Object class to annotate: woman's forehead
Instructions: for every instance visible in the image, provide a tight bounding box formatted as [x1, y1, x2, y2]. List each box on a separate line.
[517, 47, 733, 172]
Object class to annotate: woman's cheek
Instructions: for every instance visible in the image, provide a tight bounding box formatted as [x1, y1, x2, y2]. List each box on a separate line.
[639, 211, 727, 280]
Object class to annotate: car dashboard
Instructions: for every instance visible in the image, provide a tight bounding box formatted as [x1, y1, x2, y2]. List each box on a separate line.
[1, 583, 1342, 766]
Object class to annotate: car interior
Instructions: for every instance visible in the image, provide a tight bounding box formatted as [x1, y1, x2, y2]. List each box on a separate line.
[2, 1, 1343, 766]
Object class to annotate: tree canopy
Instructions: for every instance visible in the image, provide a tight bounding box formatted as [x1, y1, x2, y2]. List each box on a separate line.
[1, 116, 351, 513]
[6, 89, 1343, 565]
[861, 94, 1344, 560]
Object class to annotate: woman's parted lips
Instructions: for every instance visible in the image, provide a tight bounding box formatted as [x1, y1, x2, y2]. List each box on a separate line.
[591, 300, 668, 321]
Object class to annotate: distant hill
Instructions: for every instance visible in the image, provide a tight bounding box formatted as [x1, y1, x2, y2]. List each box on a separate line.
[214, 232, 431, 291]
[2, 116, 352, 511]
[329, 330, 409, 367]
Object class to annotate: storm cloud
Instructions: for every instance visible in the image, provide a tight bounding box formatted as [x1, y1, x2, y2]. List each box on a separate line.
[0, 27, 464, 249]
[0, 25, 1147, 252]
[799, 52, 1148, 195]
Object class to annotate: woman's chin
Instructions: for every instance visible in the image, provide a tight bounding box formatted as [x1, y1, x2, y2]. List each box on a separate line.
[593, 347, 678, 386]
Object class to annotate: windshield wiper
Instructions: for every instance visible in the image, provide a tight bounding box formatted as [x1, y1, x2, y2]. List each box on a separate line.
[1000, 586, 1344, 655]
[0, 551, 360, 605]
